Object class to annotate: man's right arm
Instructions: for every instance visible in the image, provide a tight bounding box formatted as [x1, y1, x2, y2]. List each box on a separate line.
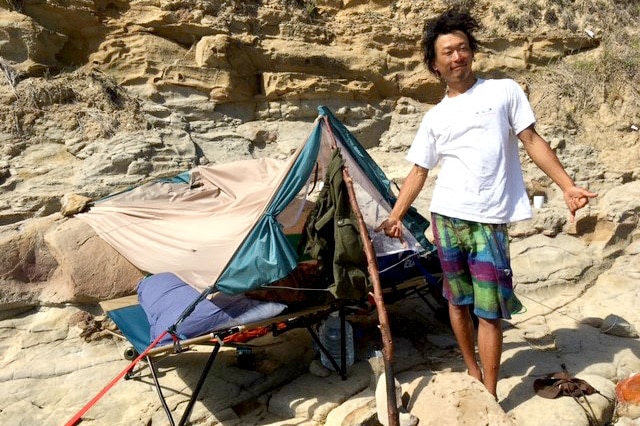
[375, 164, 429, 240]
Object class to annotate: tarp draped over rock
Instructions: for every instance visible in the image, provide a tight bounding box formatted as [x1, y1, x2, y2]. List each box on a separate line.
[78, 155, 299, 293]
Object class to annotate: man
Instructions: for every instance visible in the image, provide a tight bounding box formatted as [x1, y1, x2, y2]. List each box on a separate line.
[376, 9, 597, 398]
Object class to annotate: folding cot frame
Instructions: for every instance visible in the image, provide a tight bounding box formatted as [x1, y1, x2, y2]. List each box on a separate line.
[107, 302, 345, 426]
[107, 303, 356, 426]
[104, 269, 443, 426]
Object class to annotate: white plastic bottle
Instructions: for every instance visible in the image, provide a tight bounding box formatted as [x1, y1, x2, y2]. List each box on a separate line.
[319, 311, 354, 371]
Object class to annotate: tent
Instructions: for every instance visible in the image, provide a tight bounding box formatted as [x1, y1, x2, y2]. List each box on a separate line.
[70, 106, 442, 426]
[78, 106, 435, 297]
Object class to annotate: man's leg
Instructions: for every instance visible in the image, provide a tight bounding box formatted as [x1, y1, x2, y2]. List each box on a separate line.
[477, 317, 502, 398]
[448, 303, 482, 382]
[466, 222, 512, 398]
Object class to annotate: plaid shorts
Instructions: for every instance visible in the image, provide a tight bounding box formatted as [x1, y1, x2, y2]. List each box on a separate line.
[431, 213, 522, 320]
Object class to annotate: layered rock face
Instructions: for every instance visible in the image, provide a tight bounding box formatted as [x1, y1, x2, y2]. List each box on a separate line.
[0, 0, 638, 310]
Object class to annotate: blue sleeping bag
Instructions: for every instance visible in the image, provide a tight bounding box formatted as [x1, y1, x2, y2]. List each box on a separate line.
[137, 272, 287, 344]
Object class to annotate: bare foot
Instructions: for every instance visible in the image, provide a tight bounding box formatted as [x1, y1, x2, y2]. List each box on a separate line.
[468, 367, 483, 383]
[481, 376, 498, 399]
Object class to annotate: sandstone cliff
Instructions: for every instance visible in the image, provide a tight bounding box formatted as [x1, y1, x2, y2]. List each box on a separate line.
[0, 0, 638, 310]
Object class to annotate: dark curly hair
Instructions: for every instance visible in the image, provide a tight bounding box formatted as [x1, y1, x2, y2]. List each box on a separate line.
[422, 9, 480, 75]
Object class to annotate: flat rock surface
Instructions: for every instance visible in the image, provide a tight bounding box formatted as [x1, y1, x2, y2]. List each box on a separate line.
[1, 266, 639, 426]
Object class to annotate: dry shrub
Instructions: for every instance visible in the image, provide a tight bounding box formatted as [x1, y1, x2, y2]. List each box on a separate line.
[531, 28, 639, 122]
[19, 81, 78, 110]
[14, 70, 138, 111]
[527, 0, 640, 127]
[9, 69, 148, 140]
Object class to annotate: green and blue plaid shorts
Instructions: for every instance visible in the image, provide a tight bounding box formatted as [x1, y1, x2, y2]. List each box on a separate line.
[431, 213, 522, 320]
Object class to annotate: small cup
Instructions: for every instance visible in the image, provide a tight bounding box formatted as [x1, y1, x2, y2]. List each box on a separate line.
[533, 195, 545, 209]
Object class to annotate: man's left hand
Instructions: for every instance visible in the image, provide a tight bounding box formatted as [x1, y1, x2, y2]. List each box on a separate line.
[563, 186, 598, 222]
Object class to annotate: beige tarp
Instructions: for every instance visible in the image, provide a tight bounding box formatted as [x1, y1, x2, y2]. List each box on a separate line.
[78, 157, 293, 291]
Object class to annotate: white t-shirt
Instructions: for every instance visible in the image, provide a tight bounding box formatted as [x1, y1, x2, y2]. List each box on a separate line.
[406, 78, 535, 224]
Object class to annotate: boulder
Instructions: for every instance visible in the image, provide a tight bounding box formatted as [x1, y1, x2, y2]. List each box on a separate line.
[42, 217, 143, 303]
[0, 215, 142, 311]
[0, 10, 67, 74]
[408, 372, 515, 425]
[507, 374, 615, 426]
[510, 233, 595, 295]
[0, 216, 60, 310]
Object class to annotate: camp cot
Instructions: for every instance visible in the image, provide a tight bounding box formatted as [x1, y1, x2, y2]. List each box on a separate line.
[72, 106, 445, 426]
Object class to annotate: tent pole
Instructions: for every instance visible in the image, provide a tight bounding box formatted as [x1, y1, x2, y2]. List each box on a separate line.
[342, 167, 400, 426]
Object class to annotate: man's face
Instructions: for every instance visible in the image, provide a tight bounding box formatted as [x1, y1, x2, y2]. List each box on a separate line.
[432, 30, 474, 85]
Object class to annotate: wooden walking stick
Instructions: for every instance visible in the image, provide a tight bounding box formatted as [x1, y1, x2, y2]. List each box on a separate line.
[342, 167, 399, 426]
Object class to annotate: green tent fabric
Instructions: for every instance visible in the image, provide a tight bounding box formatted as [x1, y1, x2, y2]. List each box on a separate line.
[215, 123, 322, 294]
